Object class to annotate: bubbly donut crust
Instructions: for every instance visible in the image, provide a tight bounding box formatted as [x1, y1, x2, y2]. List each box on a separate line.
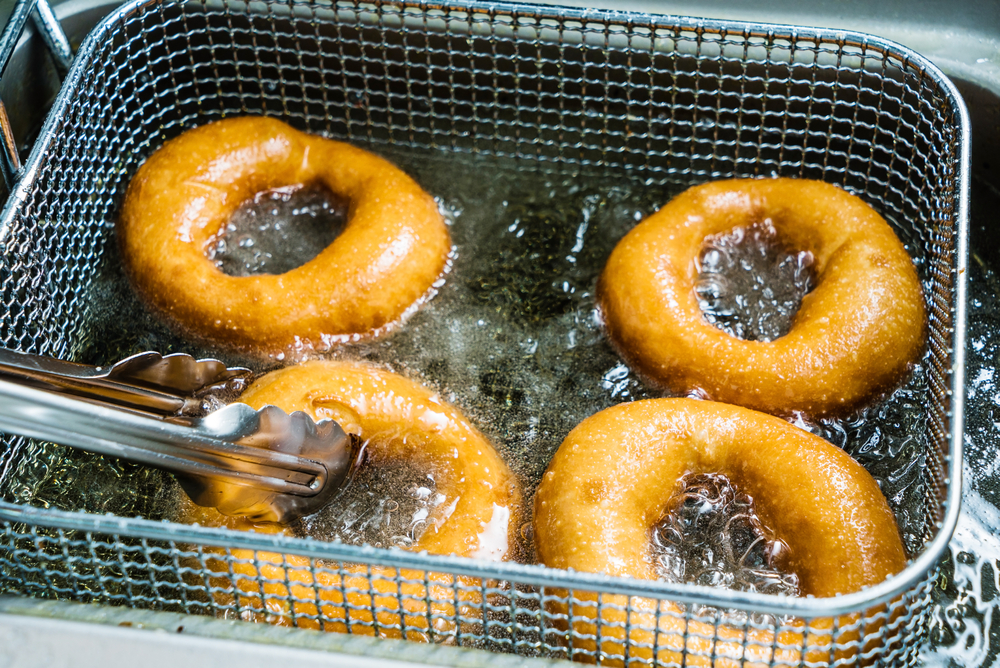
[598, 178, 926, 417]
[180, 360, 521, 639]
[119, 116, 450, 355]
[534, 398, 907, 666]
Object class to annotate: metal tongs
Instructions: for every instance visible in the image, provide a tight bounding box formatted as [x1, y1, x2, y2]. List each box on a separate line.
[0, 347, 359, 523]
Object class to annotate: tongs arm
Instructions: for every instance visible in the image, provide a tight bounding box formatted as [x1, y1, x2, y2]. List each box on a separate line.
[0, 349, 358, 522]
[0, 377, 323, 495]
[0, 347, 203, 415]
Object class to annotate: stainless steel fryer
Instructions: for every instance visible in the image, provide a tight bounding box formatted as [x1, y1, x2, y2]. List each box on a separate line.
[0, 0, 969, 665]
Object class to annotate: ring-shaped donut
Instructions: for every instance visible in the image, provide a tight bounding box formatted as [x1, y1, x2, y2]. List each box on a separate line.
[598, 178, 925, 417]
[533, 398, 907, 666]
[179, 360, 521, 640]
[119, 116, 450, 355]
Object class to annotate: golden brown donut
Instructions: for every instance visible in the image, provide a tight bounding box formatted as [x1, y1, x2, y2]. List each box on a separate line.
[533, 398, 907, 667]
[598, 178, 925, 417]
[179, 360, 521, 639]
[119, 116, 450, 355]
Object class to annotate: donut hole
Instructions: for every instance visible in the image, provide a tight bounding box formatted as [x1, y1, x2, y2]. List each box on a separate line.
[695, 220, 815, 342]
[649, 473, 799, 606]
[291, 452, 447, 550]
[207, 183, 348, 277]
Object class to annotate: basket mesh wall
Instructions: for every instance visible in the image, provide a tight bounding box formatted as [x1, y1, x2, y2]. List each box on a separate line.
[0, 504, 940, 665]
[0, 0, 964, 665]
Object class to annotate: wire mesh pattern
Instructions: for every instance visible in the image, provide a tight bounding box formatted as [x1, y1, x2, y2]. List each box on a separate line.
[0, 502, 938, 664]
[0, 0, 967, 665]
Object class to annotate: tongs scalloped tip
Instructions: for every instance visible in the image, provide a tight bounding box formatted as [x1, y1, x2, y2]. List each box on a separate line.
[189, 402, 362, 523]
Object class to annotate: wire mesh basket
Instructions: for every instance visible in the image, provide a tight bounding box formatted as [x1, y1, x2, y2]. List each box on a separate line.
[0, 0, 968, 665]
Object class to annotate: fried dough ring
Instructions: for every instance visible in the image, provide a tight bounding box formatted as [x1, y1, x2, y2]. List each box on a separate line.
[180, 360, 521, 640]
[598, 178, 925, 417]
[533, 398, 907, 667]
[119, 116, 450, 355]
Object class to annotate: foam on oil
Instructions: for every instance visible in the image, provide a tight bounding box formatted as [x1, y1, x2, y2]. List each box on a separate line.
[650, 473, 799, 624]
[208, 184, 346, 277]
[293, 454, 445, 551]
[696, 220, 815, 342]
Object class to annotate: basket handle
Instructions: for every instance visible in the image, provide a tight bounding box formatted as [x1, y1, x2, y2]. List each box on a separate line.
[0, 0, 73, 188]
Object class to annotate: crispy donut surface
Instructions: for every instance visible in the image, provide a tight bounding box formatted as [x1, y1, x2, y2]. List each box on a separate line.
[533, 398, 907, 666]
[179, 360, 521, 638]
[119, 116, 450, 355]
[598, 178, 926, 417]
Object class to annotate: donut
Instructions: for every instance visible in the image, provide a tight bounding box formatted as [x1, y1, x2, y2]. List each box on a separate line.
[119, 116, 450, 355]
[533, 398, 907, 667]
[598, 178, 925, 417]
[179, 360, 521, 639]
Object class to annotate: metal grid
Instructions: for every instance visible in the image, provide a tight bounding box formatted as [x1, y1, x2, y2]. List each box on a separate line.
[0, 0, 968, 665]
[0, 502, 940, 664]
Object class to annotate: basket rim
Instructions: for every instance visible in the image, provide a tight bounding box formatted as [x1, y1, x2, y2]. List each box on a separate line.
[0, 0, 970, 620]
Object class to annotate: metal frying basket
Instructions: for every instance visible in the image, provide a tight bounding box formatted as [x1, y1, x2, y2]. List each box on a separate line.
[0, 0, 968, 665]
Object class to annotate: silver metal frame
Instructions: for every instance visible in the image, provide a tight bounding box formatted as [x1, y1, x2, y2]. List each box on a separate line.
[0, 494, 961, 617]
[0, 0, 71, 184]
[0, 0, 970, 663]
